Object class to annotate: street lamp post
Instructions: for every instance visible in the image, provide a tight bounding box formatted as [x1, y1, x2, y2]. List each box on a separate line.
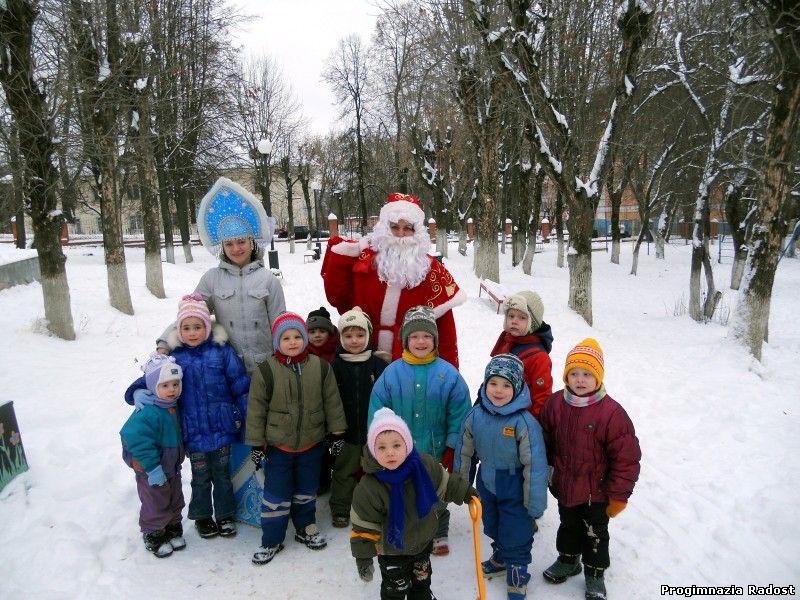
[312, 180, 322, 260]
[257, 137, 279, 270]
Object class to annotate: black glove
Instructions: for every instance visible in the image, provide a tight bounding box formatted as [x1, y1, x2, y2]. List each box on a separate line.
[356, 558, 374, 582]
[251, 447, 265, 470]
[328, 433, 346, 456]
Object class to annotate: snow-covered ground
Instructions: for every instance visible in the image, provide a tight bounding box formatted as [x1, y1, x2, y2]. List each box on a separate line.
[1, 239, 798, 599]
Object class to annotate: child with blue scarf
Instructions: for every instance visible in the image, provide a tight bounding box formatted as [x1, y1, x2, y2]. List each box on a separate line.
[350, 408, 477, 599]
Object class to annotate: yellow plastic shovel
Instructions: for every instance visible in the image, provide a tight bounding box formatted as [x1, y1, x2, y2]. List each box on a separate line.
[469, 496, 487, 600]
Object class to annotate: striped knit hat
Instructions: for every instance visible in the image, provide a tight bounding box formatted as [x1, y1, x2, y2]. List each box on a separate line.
[271, 312, 308, 349]
[563, 338, 604, 387]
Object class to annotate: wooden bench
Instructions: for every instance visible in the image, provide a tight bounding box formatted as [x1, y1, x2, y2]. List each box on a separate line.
[478, 280, 505, 313]
[303, 250, 317, 263]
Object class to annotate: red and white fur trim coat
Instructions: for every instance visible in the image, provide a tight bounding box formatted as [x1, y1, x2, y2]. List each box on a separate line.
[321, 236, 467, 367]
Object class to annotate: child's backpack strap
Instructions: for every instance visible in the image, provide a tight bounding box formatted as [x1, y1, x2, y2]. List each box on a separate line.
[319, 358, 331, 396]
[511, 342, 545, 362]
[257, 359, 274, 402]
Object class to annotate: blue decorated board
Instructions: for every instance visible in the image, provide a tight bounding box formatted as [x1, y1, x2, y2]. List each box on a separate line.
[230, 442, 263, 527]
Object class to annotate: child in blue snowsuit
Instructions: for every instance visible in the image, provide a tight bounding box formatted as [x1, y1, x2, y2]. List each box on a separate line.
[455, 354, 548, 600]
[121, 353, 186, 558]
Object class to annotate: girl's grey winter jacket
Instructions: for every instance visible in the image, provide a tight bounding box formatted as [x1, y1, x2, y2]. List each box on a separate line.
[158, 259, 285, 373]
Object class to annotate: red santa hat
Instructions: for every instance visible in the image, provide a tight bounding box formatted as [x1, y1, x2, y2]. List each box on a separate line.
[379, 193, 426, 229]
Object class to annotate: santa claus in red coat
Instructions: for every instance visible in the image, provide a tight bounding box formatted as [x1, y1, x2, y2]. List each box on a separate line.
[321, 193, 467, 367]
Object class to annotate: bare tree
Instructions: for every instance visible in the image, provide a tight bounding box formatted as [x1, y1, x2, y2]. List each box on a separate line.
[0, 117, 27, 248]
[731, 0, 800, 360]
[231, 53, 303, 225]
[68, 0, 135, 314]
[0, 0, 76, 339]
[323, 34, 370, 233]
[124, 4, 165, 298]
[471, 0, 653, 324]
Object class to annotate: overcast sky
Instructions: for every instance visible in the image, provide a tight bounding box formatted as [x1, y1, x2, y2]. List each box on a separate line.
[231, 0, 380, 136]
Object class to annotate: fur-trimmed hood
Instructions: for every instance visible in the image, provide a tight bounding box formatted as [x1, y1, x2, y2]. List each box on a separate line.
[166, 321, 229, 350]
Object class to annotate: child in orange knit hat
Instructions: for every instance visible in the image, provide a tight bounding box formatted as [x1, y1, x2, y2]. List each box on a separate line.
[538, 339, 641, 600]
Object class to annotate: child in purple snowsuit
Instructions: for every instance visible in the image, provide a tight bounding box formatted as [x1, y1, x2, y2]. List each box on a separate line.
[121, 353, 186, 558]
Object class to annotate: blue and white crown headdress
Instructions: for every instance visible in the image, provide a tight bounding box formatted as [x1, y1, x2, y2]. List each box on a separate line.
[197, 177, 274, 256]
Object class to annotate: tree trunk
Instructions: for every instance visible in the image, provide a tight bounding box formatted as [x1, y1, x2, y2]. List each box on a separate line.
[436, 229, 448, 259]
[174, 169, 194, 264]
[630, 228, 644, 276]
[100, 163, 134, 314]
[610, 184, 622, 265]
[8, 122, 26, 248]
[522, 168, 544, 275]
[474, 225, 500, 281]
[128, 42, 165, 298]
[555, 192, 565, 269]
[566, 195, 594, 325]
[731, 0, 800, 360]
[0, 0, 75, 339]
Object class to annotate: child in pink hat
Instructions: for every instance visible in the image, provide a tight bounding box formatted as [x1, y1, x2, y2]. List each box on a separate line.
[349, 407, 477, 598]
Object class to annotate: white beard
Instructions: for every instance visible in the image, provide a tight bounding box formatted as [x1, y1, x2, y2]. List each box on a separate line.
[371, 221, 431, 289]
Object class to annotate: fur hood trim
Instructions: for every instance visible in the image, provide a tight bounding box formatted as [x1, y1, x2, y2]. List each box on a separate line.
[331, 237, 371, 257]
[431, 288, 467, 319]
[166, 321, 229, 350]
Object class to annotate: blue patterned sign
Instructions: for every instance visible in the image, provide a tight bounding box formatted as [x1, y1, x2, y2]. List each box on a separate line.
[230, 442, 263, 527]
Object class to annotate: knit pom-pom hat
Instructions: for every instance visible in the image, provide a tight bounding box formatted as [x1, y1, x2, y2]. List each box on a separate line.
[484, 353, 526, 397]
[399, 305, 438, 350]
[142, 353, 183, 396]
[503, 290, 545, 333]
[563, 338, 604, 387]
[176, 293, 212, 343]
[367, 408, 413, 460]
[337, 306, 373, 335]
[306, 306, 335, 335]
[271, 312, 309, 350]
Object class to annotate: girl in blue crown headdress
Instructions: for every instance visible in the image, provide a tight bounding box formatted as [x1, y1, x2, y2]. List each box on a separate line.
[155, 178, 286, 374]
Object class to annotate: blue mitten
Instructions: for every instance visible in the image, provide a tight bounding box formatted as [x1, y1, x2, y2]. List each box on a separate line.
[147, 465, 167, 486]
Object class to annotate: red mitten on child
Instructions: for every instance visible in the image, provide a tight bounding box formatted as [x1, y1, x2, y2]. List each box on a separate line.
[440, 447, 455, 473]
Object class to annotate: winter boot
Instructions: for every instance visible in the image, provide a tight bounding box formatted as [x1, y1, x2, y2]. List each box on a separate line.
[584, 566, 607, 600]
[506, 564, 530, 600]
[216, 518, 237, 537]
[143, 530, 173, 558]
[252, 543, 284, 565]
[543, 553, 582, 583]
[481, 553, 506, 579]
[194, 517, 219, 538]
[165, 521, 186, 551]
[294, 523, 327, 550]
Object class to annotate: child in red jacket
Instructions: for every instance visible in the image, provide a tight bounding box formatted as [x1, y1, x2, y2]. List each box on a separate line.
[490, 291, 553, 419]
[539, 339, 641, 600]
